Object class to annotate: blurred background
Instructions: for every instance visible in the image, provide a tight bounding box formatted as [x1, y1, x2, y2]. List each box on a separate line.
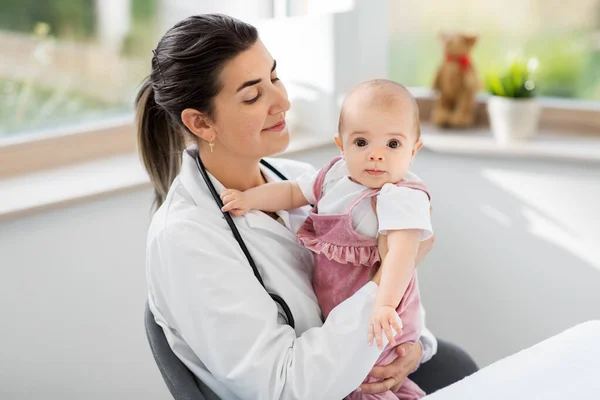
[1, 0, 599, 138]
[0, 1, 599, 399]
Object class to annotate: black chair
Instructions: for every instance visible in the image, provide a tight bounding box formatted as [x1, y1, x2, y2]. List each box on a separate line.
[145, 301, 477, 399]
[144, 301, 220, 400]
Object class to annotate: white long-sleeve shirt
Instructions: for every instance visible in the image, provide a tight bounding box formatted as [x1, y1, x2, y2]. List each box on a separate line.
[146, 150, 437, 400]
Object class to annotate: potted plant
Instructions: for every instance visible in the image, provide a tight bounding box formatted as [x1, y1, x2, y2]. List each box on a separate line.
[485, 56, 540, 144]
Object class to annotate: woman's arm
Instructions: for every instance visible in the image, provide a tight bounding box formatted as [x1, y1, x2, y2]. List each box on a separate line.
[221, 181, 309, 216]
[151, 221, 387, 400]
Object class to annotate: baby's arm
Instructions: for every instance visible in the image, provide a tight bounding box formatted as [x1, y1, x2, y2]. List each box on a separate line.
[220, 181, 310, 216]
[369, 229, 421, 349]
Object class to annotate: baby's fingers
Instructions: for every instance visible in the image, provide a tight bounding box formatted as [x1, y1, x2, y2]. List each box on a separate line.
[229, 209, 247, 217]
[221, 200, 238, 212]
[219, 189, 234, 200]
[374, 322, 383, 349]
[391, 317, 403, 338]
[368, 324, 375, 346]
[383, 322, 396, 347]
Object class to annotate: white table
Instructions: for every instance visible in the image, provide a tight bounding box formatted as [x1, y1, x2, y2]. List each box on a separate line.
[425, 320, 600, 400]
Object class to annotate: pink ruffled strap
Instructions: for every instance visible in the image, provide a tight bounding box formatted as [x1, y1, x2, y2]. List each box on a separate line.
[313, 156, 342, 203]
[297, 217, 380, 267]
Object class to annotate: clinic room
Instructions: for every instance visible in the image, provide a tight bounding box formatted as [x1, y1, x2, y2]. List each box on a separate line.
[1, 1, 599, 399]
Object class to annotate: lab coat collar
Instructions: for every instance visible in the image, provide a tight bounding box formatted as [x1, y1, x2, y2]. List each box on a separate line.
[178, 148, 293, 232]
[179, 147, 223, 206]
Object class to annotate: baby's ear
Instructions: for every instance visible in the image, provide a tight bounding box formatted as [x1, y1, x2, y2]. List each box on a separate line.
[334, 135, 344, 153]
[412, 139, 424, 159]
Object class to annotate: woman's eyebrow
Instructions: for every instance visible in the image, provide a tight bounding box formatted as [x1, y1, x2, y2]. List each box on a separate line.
[236, 60, 277, 93]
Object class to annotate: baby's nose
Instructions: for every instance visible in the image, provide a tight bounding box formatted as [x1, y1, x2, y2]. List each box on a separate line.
[369, 153, 384, 161]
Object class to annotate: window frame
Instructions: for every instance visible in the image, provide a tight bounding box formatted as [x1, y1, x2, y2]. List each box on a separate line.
[1, 92, 599, 179]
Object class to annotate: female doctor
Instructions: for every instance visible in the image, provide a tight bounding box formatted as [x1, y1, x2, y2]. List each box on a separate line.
[139, 14, 477, 400]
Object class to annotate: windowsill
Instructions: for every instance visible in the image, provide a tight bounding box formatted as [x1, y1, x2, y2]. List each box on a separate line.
[0, 115, 135, 178]
[420, 124, 600, 163]
[0, 153, 149, 222]
[0, 131, 332, 221]
[1, 126, 599, 222]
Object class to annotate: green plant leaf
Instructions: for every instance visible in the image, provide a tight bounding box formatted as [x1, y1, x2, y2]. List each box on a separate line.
[485, 56, 538, 98]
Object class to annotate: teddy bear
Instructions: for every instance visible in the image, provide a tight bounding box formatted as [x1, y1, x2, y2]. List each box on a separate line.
[432, 32, 479, 128]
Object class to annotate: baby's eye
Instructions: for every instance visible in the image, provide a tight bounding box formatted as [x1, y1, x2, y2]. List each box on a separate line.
[354, 138, 368, 147]
[387, 139, 401, 149]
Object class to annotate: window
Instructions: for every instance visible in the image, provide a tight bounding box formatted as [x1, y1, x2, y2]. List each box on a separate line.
[389, 0, 600, 101]
[0, 1, 287, 178]
[0, 0, 158, 140]
[2, 0, 597, 178]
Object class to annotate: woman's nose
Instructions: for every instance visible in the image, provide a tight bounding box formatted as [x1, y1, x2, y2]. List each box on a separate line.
[270, 84, 291, 115]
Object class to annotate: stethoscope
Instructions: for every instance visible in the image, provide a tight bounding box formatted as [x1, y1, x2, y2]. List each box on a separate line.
[191, 149, 295, 329]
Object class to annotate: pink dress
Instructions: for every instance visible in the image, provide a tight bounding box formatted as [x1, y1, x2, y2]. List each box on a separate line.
[297, 157, 430, 400]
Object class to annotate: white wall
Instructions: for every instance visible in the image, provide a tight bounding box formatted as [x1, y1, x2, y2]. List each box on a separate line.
[303, 146, 600, 368]
[158, 0, 273, 33]
[95, 0, 131, 51]
[258, 0, 390, 135]
[0, 189, 165, 400]
[1, 146, 599, 398]
[409, 150, 600, 367]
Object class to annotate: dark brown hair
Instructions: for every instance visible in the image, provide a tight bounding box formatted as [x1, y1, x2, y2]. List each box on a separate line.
[136, 14, 258, 208]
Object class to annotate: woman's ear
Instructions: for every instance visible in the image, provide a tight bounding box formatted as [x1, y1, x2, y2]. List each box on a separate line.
[181, 108, 215, 142]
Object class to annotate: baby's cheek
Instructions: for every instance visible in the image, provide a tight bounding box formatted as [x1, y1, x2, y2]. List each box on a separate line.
[345, 162, 362, 180]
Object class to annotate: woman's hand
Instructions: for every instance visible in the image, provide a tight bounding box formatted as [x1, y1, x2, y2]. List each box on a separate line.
[359, 341, 423, 394]
[220, 189, 250, 216]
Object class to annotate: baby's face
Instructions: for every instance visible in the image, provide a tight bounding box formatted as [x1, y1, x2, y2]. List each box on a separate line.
[336, 101, 422, 189]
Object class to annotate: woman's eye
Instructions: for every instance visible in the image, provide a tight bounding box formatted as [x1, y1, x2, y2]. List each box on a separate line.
[271, 76, 280, 83]
[388, 140, 401, 149]
[244, 93, 261, 104]
[354, 138, 367, 147]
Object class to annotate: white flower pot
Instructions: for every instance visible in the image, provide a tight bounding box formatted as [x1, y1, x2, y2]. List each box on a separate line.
[487, 96, 541, 144]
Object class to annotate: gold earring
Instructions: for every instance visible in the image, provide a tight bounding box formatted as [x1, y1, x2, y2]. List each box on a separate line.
[209, 141, 214, 153]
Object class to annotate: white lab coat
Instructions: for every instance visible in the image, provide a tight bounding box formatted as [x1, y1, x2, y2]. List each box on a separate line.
[146, 149, 438, 400]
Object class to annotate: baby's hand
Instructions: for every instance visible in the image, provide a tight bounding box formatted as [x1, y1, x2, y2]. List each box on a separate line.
[368, 306, 403, 350]
[220, 189, 251, 216]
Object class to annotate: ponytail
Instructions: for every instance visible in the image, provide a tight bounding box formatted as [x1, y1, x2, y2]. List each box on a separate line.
[135, 78, 184, 209]
[135, 14, 259, 209]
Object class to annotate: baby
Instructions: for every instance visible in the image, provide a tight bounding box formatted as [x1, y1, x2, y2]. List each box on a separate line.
[221, 80, 432, 400]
